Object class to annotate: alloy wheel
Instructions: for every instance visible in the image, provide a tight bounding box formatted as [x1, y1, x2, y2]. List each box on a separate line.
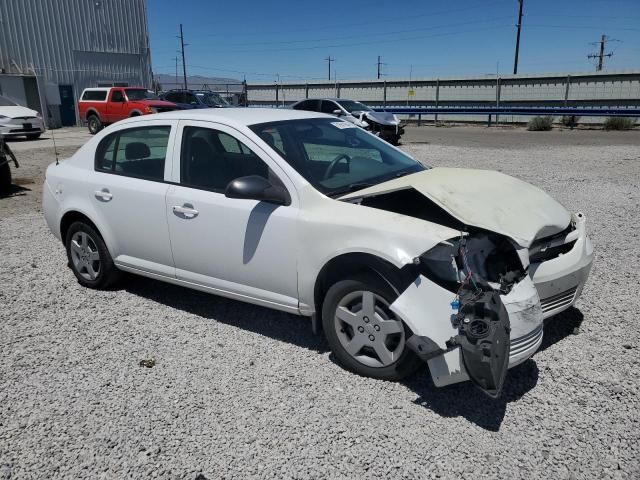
[334, 290, 405, 368]
[70, 231, 101, 281]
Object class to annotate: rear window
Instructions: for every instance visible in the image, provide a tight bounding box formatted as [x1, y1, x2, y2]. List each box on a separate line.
[81, 90, 108, 101]
[95, 126, 171, 181]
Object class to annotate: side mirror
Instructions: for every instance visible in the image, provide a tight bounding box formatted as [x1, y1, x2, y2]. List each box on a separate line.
[225, 175, 290, 206]
[332, 109, 343, 116]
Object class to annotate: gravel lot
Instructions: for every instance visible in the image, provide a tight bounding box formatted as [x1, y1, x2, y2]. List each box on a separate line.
[1, 127, 639, 479]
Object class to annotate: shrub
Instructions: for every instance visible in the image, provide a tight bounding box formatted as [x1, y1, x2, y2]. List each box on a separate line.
[560, 115, 580, 128]
[603, 117, 636, 131]
[527, 116, 554, 131]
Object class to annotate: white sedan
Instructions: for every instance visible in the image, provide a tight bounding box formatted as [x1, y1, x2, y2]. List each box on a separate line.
[0, 97, 45, 139]
[42, 108, 593, 398]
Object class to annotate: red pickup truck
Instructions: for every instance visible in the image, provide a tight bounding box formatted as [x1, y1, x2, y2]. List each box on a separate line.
[78, 87, 178, 134]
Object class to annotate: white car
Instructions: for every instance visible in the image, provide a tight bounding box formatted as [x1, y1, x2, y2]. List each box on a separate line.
[42, 108, 593, 397]
[0, 96, 45, 139]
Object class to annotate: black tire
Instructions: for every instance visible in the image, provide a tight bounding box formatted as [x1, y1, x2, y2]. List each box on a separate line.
[65, 221, 121, 289]
[87, 114, 102, 135]
[0, 161, 11, 194]
[26, 133, 41, 140]
[322, 273, 422, 381]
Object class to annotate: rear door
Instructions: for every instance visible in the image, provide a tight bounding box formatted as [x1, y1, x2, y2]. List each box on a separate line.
[165, 120, 299, 311]
[87, 120, 177, 276]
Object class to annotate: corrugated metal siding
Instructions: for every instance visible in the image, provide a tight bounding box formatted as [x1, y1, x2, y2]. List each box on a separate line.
[0, 0, 152, 103]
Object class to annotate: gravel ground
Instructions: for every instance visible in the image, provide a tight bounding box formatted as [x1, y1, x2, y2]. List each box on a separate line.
[1, 131, 639, 479]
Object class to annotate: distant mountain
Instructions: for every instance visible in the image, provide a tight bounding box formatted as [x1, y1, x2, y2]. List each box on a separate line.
[154, 73, 243, 92]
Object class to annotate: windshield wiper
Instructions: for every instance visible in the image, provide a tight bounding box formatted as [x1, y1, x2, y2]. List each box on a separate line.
[329, 182, 375, 198]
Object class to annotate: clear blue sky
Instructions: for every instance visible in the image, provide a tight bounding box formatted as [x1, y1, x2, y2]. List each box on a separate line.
[148, 0, 640, 82]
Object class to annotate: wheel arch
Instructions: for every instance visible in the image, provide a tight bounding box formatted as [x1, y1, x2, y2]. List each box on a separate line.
[59, 210, 104, 244]
[313, 252, 416, 326]
[85, 108, 100, 120]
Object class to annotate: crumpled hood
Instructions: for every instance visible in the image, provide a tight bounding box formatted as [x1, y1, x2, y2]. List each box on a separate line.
[0, 105, 40, 118]
[353, 110, 400, 126]
[340, 167, 571, 247]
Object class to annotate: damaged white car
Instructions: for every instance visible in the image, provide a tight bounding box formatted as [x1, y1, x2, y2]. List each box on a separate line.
[291, 98, 404, 145]
[42, 109, 593, 397]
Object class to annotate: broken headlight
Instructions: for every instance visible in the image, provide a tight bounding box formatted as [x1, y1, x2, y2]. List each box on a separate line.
[417, 234, 526, 294]
[417, 240, 463, 292]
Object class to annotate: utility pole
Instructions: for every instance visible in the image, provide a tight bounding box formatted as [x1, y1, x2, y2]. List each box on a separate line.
[377, 55, 386, 80]
[588, 34, 614, 71]
[179, 24, 188, 90]
[325, 56, 335, 81]
[513, 0, 523, 74]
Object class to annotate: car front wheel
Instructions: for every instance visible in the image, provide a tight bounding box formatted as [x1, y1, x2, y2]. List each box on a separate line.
[322, 274, 421, 381]
[65, 221, 120, 289]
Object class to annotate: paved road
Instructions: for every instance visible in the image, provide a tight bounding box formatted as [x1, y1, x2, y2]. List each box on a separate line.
[402, 124, 640, 148]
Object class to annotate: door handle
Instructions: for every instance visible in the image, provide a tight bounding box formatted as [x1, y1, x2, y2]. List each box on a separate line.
[94, 188, 113, 202]
[172, 203, 199, 219]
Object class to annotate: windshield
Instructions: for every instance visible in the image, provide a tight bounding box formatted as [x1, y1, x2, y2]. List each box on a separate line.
[125, 89, 159, 101]
[196, 92, 230, 106]
[250, 118, 425, 197]
[337, 100, 372, 113]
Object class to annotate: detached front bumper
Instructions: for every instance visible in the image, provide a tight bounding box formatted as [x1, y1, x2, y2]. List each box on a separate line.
[390, 274, 544, 389]
[530, 212, 594, 318]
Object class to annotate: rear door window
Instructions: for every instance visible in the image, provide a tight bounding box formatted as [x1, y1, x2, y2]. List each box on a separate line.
[95, 126, 171, 181]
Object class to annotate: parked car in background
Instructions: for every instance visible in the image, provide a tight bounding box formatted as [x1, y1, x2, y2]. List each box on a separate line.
[161, 89, 230, 109]
[42, 108, 593, 398]
[0, 95, 45, 140]
[78, 87, 178, 134]
[291, 98, 404, 145]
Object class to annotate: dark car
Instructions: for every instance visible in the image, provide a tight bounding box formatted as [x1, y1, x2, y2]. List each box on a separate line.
[160, 90, 230, 109]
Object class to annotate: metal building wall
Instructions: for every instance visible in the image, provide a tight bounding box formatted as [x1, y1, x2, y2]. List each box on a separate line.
[248, 71, 640, 107]
[0, 0, 153, 124]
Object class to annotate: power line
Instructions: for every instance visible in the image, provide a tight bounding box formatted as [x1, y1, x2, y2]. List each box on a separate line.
[170, 16, 514, 49]
[199, 24, 513, 54]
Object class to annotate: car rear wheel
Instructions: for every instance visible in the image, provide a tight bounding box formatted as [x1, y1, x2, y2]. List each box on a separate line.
[322, 274, 422, 381]
[65, 221, 120, 289]
[87, 115, 102, 135]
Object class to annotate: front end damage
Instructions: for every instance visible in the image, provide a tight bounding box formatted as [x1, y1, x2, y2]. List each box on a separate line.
[338, 169, 594, 397]
[391, 233, 544, 398]
[351, 111, 405, 145]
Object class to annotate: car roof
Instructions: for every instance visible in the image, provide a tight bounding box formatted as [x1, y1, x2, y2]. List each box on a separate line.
[119, 107, 330, 127]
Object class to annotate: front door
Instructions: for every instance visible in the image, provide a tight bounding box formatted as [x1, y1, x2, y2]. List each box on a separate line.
[165, 120, 299, 311]
[58, 85, 76, 126]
